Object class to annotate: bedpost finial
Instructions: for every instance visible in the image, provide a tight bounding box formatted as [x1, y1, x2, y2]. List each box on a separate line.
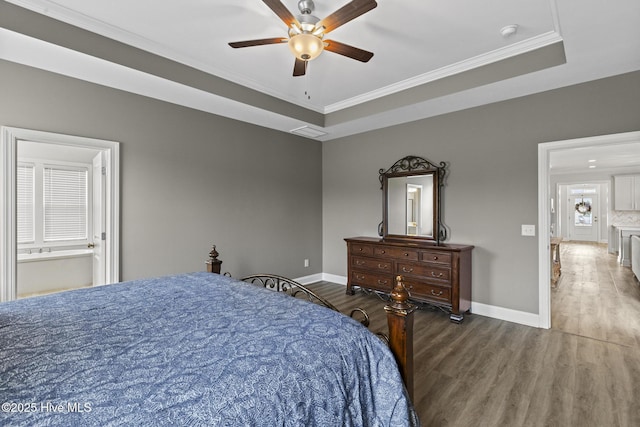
[209, 245, 219, 261]
[391, 275, 409, 301]
[206, 244, 222, 274]
[386, 275, 416, 313]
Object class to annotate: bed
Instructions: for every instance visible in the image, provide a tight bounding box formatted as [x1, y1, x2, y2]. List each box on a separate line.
[0, 248, 419, 426]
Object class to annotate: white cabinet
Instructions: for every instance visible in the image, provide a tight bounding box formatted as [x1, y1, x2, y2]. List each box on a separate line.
[614, 175, 640, 210]
[617, 226, 640, 267]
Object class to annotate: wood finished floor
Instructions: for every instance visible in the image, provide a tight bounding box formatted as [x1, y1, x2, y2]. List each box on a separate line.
[309, 242, 640, 427]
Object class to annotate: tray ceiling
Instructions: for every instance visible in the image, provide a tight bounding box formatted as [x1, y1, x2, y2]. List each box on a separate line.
[1, 0, 639, 140]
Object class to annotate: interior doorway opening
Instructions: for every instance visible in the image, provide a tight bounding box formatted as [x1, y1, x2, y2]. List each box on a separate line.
[1, 127, 120, 302]
[538, 130, 640, 329]
[16, 141, 105, 298]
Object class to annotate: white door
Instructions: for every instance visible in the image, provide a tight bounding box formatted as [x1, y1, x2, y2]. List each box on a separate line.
[568, 194, 599, 242]
[92, 152, 106, 285]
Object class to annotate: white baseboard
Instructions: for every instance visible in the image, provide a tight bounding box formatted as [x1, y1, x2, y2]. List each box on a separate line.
[321, 273, 347, 285]
[309, 273, 542, 328]
[470, 301, 541, 328]
[293, 273, 324, 285]
[294, 273, 347, 286]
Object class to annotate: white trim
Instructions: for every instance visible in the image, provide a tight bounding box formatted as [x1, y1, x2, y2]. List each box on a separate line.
[321, 273, 348, 286]
[293, 273, 324, 286]
[17, 248, 93, 262]
[470, 302, 541, 328]
[325, 31, 563, 113]
[0, 127, 120, 301]
[0, 128, 17, 301]
[538, 130, 640, 330]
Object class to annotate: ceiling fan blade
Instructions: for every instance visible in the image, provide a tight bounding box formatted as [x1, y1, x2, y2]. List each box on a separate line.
[324, 40, 373, 62]
[293, 58, 307, 76]
[262, 0, 300, 28]
[317, 0, 377, 34]
[229, 38, 287, 48]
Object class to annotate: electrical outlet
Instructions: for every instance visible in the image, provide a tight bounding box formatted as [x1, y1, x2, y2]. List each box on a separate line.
[304, 259, 309, 268]
[521, 225, 536, 236]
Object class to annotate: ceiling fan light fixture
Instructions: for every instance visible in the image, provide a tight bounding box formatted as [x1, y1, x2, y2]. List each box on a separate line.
[288, 33, 324, 61]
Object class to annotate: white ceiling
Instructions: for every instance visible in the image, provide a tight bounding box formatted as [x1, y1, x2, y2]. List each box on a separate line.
[550, 141, 640, 175]
[1, 0, 640, 144]
[8, 0, 560, 110]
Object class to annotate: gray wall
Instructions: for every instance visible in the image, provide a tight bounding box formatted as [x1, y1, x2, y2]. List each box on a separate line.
[1, 59, 323, 280]
[3, 56, 640, 316]
[323, 71, 640, 314]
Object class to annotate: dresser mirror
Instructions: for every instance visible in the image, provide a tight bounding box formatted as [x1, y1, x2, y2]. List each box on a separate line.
[380, 156, 446, 244]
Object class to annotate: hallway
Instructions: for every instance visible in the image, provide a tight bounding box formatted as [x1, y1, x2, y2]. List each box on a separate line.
[551, 241, 640, 348]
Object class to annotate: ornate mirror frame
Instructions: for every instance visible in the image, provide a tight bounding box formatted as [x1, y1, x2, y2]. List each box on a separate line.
[379, 155, 447, 244]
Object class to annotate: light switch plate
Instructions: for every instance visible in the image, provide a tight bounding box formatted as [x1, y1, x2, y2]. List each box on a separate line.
[521, 224, 536, 236]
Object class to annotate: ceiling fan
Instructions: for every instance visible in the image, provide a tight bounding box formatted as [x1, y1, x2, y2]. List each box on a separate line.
[229, 0, 377, 76]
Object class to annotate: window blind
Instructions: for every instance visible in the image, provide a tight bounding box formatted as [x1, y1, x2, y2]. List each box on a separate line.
[43, 167, 88, 242]
[17, 164, 35, 244]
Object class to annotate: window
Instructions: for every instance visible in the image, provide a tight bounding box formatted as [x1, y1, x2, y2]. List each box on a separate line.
[574, 197, 593, 226]
[17, 163, 35, 244]
[43, 166, 88, 241]
[17, 160, 91, 251]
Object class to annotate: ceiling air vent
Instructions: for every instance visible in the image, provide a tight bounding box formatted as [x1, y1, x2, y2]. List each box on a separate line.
[290, 126, 327, 139]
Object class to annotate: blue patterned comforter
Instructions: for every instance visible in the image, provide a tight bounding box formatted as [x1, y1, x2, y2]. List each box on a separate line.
[0, 272, 418, 426]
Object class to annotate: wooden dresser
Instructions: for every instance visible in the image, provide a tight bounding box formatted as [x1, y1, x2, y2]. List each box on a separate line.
[345, 236, 474, 323]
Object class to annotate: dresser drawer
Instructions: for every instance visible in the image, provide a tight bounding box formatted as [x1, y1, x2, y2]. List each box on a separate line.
[346, 237, 473, 323]
[396, 262, 451, 282]
[420, 251, 452, 265]
[373, 246, 419, 261]
[350, 244, 374, 256]
[351, 256, 392, 273]
[404, 281, 451, 303]
[350, 271, 394, 292]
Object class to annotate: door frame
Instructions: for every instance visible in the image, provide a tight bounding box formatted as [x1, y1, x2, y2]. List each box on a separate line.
[538, 130, 640, 329]
[1, 127, 120, 301]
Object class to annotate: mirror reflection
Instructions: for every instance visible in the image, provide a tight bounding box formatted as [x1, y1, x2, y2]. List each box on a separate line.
[380, 155, 446, 243]
[386, 174, 434, 237]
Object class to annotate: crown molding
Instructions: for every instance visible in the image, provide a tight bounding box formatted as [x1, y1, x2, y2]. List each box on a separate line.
[324, 31, 564, 113]
[5, 0, 564, 117]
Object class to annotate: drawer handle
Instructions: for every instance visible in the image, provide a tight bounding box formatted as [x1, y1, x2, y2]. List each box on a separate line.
[358, 248, 363, 251]
[356, 274, 365, 280]
[402, 267, 414, 273]
[432, 256, 439, 260]
[380, 250, 386, 254]
[378, 263, 388, 269]
[404, 252, 410, 257]
[356, 260, 366, 266]
[431, 271, 444, 278]
[431, 289, 444, 297]
[377, 279, 388, 286]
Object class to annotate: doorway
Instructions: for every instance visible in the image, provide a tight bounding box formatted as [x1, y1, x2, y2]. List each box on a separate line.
[538, 130, 640, 329]
[557, 183, 607, 243]
[1, 127, 120, 302]
[568, 193, 598, 241]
